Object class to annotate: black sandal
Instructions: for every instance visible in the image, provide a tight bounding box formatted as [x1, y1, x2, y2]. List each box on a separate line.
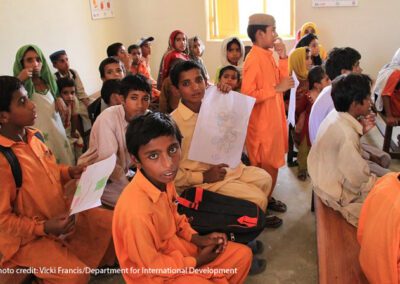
[267, 197, 287, 213]
[264, 214, 283, 228]
[249, 257, 267, 275]
[247, 240, 264, 255]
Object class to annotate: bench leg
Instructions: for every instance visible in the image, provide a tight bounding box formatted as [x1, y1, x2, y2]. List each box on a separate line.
[383, 125, 393, 153]
[311, 191, 315, 212]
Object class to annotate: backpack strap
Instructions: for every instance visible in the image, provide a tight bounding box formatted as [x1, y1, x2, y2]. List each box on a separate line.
[0, 145, 22, 189]
[69, 69, 76, 80]
[34, 131, 45, 143]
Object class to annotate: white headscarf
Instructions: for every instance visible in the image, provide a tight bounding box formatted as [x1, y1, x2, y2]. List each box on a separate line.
[373, 48, 400, 111]
[220, 37, 245, 69]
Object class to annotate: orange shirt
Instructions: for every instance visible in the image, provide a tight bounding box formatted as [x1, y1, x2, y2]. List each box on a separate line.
[357, 172, 400, 284]
[112, 170, 198, 283]
[0, 128, 71, 264]
[382, 70, 400, 117]
[242, 45, 289, 168]
[130, 61, 151, 79]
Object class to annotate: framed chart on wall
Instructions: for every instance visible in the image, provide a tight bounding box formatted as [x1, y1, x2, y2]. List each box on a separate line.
[312, 0, 358, 7]
[90, 0, 114, 20]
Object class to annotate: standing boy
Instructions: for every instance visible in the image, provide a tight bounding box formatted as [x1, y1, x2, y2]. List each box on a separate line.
[113, 112, 252, 283]
[242, 14, 294, 218]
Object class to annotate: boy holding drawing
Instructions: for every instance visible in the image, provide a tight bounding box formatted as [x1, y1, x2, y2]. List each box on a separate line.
[0, 76, 113, 283]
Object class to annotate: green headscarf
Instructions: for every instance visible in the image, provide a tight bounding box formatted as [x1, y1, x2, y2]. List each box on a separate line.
[13, 44, 58, 99]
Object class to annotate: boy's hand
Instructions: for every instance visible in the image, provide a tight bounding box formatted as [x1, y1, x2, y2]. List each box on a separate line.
[77, 148, 98, 167]
[203, 164, 228, 183]
[17, 68, 33, 82]
[274, 38, 287, 59]
[217, 82, 232, 94]
[195, 245, 220, 267]
[191, 233, 227, 251]
[360, 112, 376, 134]
[44, 214, 75, 236]
[276, 77, 295, 93]
[55, 97, 68, 122]
[68, 165, 86, 179]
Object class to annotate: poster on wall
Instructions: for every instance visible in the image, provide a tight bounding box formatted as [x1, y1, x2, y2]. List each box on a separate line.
[312, 0, 358, 7]
[90, 0, 114, 20]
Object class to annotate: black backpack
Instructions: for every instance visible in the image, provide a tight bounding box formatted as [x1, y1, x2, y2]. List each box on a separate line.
[177, 187, 266, 244]
[0, 131, 45, 188]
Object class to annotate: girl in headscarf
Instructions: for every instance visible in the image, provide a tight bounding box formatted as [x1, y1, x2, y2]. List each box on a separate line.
[373, 48, 400, 126]
[14, 44, 74, 165]
[214, 37, 245, 84]
[295, 22, 327, 60]
[188, 36, 210, 80]
[157, 30, 189, 90]
[296, 33, 323, 66]
[288, 47, 313, 180]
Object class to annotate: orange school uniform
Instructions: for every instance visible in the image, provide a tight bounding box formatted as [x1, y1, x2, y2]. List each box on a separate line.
[357, 172, 400, 284]
[0, 128, 113, 283]
[112, 170, 252, 284]
[381, 70, 400, 117]
[242, 45, 289, 170]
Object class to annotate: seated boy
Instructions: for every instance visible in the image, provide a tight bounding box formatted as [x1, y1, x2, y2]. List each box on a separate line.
[79, 74, 150, 208]
[307, 73, 378, 227]
[218, 65, 241, 92]
[169, 61, 277, 227]
[106, 42, 131, 75]
[101, 79, 123, 107]
[0, 76, 114, 283]
[57, 77, 84, 161]
[113, 112, 252, 283]
[88, 57, 125, 124]
[357, 172, 400, 284]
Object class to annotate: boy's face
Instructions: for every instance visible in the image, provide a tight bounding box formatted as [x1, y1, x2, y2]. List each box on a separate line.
[141, 42, 151, 57]
[191, 41, 202, 58]
[130, 48, 142, 65]
[0, 87, 36, 127]
[109, 93, 124, 106]
[354, 97, 371, 117]
[53, 54, 70, 73]
[117, 46, 129, 62]
[60, 86, 75, 105]
[136, 135, 181, 190]
[219, 69, 239, 89]
[123, 90, 150, 121]
[319, 74, 331, 89]
[226, 43, 241, 66]
[257, 25, 278, 49]
[174, 33, 187, 52]
[23, 50, 42, 77]
[177, 68, 206, 110]
[103, 63, 125, 81]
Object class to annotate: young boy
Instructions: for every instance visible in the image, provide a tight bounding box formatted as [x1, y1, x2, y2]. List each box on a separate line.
[218, 65, 241, 91]
[357, 172, 400, 283]
[113, 112, 252, 283]
[57, 77, 84, 161]
[88, 57, 125, 123]
[241, 13, 294, 218]
[101, 79, 123, 107]
[139, 36, 154, 77]
[128, 44, 150, 78]
[169, 61, 277, 229]
[307, 73, 377, 227]
[79, 74, 151, 208]
[0, 76, 113, 282]
[106, 42, 131, 74]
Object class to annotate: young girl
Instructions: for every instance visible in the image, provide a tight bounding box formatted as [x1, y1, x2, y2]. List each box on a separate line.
[157, 30, 189, 90]
[296, 33, 323, 66]
[288, 47, 313, 180]
[215, 37, 245, 83]
[13, 44, 74, 165]
[218, 65, 241, 92]
[188, 36, 210, 80]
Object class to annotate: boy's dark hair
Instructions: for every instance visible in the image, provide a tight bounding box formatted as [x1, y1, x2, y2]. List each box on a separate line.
[106, 42, 123, 57]
[296, 33, 318, 49]
[247, 25, 268, 43]
[325, 47, 361, 80]
[98, 57, 121, 79]
[120, 74, 152, 99]
[49, 50, 67, 64]
[170, 60, 205, 88]
[126, 112, 183, 161]
[308, 66, 326, 90]
[331, 73, 372, 112]
[227, 38, 241, 51]
[0, 76, 23, 112]
[101, 79, 121, 104]
[128, 44, 140, 54]
[56, 77, 75, 93]
[218, 65, 241, 81]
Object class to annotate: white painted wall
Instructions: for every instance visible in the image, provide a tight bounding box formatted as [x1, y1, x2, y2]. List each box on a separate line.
[1, 0, 399, 93]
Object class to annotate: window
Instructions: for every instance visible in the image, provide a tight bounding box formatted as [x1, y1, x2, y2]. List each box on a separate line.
[208, 0, 294, 40]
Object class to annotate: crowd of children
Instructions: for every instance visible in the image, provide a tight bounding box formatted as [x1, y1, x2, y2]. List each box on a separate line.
[1, 11, 400, 284]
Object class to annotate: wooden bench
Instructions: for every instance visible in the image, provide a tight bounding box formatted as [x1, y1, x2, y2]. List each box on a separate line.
[375, 111, 400, 159]
[314, 194, 368, 284]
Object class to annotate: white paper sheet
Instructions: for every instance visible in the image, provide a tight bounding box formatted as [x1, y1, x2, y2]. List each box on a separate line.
[70, 154, 116, 215]
[188, 86, 256, 168]
[288, 72, 300, 127]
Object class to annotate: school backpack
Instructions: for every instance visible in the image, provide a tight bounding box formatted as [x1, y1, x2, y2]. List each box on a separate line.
[0, 131, 45, 188]
[177, 187, 266, 244]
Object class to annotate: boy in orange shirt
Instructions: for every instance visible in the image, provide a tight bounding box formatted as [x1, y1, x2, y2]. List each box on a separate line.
[113, 112, 252, 283]
[242, 13, 294, 219]
[0, 76, 114, 283]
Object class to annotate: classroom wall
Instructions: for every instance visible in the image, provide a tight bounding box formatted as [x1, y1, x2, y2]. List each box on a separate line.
[1, 0, 399, 93]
